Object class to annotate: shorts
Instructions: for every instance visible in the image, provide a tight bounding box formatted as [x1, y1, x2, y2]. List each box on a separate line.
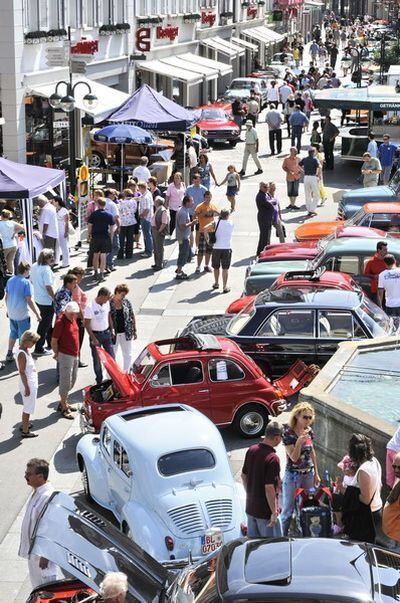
[212, 248, 232, 270]
[287, 180, 300, 198]
[227, 185, 239, 197]
[198, 233, 213, 256]
[58, 352, 78, 398]
[9, 317, 31, 341]
[19, 383, 38, 415]
[90, 236, 112, 254]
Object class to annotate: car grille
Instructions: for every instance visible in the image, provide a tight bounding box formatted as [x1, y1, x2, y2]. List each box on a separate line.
[168, 503, 205, 535]
[207, 130, 235, 138]
[205, 499, 233, 529]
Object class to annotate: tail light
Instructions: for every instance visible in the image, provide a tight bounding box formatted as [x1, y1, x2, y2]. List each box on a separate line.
[240, 523, 247, 536]
[275, 389, 283, 398]
[165, 536, 174, 551]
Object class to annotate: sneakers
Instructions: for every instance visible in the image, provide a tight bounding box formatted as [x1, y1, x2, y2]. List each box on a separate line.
[204, 266, 212, 273]
[5, 351, 14, 363]
[195, 267, 201, 274]
[239, 170, 245, 176]
[254, 169, 263, 175]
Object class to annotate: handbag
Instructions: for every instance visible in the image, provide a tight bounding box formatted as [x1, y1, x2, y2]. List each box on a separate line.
[342, 485, 376, 544]
[207, 218, 220, 246]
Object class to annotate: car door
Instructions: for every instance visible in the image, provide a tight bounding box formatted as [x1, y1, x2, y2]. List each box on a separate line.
[239, 308, 317, 377]
[206, 357, 248, 425]
[141, 360, 211, 418]
[315, 309, 368, 365]
[107, 438, 132, 519]
[99, 425, 115, 510]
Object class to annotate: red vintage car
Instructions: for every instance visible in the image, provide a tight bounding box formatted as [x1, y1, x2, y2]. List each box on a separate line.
[27, 580, 96, 603]
[80, 334, 316, 438]
[197, 104, 241, 147]
[226, 269, 360, 314]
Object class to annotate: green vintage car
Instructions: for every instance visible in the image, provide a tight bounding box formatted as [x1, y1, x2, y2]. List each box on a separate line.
[244, 237, 400, 296]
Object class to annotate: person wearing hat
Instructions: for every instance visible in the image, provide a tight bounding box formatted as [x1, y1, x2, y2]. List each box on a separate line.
[241, 421, 283, 538]
[51, 300, 80, 419]
[239, 121, 263, 177]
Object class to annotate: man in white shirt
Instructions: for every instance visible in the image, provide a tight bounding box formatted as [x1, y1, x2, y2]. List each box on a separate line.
[367, 132, 378, 158]
[138, 182, 154, 257]
[279, 82, 293, 108]
[38, 196, 58, 252]
[210, 209, 234, 293]
[19, 458, 58, 588]
[132, 156, 151, 182]
[84, 287, 115, 384]
[378, 254, 400, 316]
[266, 81, 280, 104]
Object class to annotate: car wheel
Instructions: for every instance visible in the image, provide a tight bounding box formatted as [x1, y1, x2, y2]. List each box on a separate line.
[81, 462, 93, 503]
[229, 140, 238, 147]
[234, 404, 269, 438]
[89, 152, 105, 168]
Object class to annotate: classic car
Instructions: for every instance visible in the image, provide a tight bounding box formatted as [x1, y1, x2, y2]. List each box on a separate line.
[244, 236, 400, 296]
[180, 289, 395, 376]
[80, 334, 314, 437]
[338, 169, 400, 219]
[76, 404, 246, 561]
[225, 269, 360, 314]
[295, 201, 400, 242]
[224, 77, 269, 107]
[271, 51, 295, 67]
[28, 492, 400, 602]
[196, 105, 241, 146]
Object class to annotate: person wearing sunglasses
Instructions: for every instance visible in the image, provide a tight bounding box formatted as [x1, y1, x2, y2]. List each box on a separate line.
[281, 402, 320, 536]
[383, 451, 400, 549]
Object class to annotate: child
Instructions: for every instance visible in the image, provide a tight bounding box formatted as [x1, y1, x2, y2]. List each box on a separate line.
[219, 165, 240, 212]
[332, 454, 357, 535]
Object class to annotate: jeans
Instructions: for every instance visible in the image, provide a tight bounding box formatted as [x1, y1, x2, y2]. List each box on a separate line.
[177, 238, 190, 269]
[247, 514, 282, 538]
[35, 303, 54, 352]
[90, 328, 115, 384]
[118, 224, 135, 259]
[140, 218, 153, 255]
[281, 469, 315, 536]
[291, 125, 303, 153]
[107, 232, 120, 269]
[152, 227, 166, 268]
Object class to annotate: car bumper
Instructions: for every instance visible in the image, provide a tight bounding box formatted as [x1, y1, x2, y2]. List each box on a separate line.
[79, 405, 95, 434]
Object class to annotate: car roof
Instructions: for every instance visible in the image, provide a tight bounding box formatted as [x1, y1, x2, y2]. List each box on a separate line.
[148, 335, 243, 362]
[275, 269, 353, 287]
[217, 538, 400, 601]
[324, 236, 400, 254]
[363, 202, 400, 213]
[254, 288, 362, 309]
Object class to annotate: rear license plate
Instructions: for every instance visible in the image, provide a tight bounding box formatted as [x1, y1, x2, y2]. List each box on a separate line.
[213, 139, 226, 143]
[200, 529, 223, 555]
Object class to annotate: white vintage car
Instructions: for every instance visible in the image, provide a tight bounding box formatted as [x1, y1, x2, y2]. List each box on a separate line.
[76, 403, 246, 562]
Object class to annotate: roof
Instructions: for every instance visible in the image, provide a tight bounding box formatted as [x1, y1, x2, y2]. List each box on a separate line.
[363, 202, 400, 213]
[323, 235, 400, 254]
[255, 288, 362, 309]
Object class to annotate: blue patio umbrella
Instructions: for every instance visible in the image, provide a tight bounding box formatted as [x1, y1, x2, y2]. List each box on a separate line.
[93, 124, 153, 188]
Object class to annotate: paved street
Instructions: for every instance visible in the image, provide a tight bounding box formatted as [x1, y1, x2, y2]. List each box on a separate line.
[0, 107, 360, 601]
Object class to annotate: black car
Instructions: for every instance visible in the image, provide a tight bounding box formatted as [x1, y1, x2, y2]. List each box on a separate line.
[180, 288, 395, 377]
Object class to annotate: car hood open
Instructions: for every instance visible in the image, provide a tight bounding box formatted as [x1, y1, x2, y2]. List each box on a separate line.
[30, 491, 170, 603]
[96, 347, 138, 398]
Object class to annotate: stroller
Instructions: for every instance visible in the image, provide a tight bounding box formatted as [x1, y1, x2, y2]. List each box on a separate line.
[291, 486, 333, 538]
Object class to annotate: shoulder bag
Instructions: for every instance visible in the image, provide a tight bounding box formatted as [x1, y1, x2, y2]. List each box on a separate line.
[208, 218, 220, 246]
[342, 484, 376, 544]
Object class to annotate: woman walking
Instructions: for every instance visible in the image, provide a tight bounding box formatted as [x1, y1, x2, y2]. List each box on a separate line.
[54, 196, 70, 268]
[281, 402, 320, 535]
[110, 283, 137, 372]
[17, 330, 40, 438]
[219, 165, 240, 212]
[197, 153, 218, 190]
[166, 172, 186, 237]
[0, 209, 24, 274]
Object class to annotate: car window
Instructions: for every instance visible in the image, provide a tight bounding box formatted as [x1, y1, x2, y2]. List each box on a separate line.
[357, 213, 372, 227]
[318, 310, 366, 338]
[171, 361, 203, 385]
[257, 309, 315, 338]
[113, 440, 132, 477]
[150, 365, 171, 387]
[102, 426, 112, 456]
[158, 449, 215, 476]
[332, 255, 360, 275]
[208, 358, 245, 382]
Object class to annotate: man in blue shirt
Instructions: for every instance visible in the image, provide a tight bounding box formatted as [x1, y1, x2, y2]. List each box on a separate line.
[378, 134, 398, 185]
[5, 261, 41, 362]
[186, 173, 207, 253]
[289, 106, 309, 153]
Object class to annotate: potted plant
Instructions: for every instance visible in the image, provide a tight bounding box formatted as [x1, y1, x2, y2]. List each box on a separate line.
[99, 24, 117, 36]
[115, 22, 131, 34]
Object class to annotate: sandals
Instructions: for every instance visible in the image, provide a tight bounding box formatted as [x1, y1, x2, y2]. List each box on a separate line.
[223, 288, 231, 294]
[57, 403, 77, 412]
[19, 424, 33, 432]
[21, 431, 38, 438]
[61, 409, 74, 420]
[212, 283, 219, 289]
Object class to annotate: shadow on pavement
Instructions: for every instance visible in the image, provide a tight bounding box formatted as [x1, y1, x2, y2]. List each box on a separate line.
[53, 433, 82, 474]
[232, 256, 254, 267]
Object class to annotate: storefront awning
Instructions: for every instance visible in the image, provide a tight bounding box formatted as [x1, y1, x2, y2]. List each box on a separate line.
[231, 36, 258, 51]
[304, 0, 324, 6]
[180, 53, 233, 77]
[158, 54, 218, 81]
[27, 76, 129, 123]
[201, 36, 242, 58]
[242, 26, 285, 46]
[136, 59, 204, 86]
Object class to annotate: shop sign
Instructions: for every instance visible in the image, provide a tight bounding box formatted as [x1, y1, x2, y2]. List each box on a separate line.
[135, 27, 151, 52]
[201, 11, 216, 26]
[247, 5, 258, 17]
[71, 39, 99, 55]
[156, 25, 179, 41]
[45, 46, 69, 67]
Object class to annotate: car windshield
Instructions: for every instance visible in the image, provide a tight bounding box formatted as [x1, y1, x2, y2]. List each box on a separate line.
[389, 169, 400, 191]
[201, 108, 226, 120]
[131, 348, 157, 379]
[227, 301, 256, 335]
[356, 297, 393, 336]
[158, 449, 215, 476]
[346, 207, 365, 226]
[230, 80, 252, 90]
[168, 554, 219, 602]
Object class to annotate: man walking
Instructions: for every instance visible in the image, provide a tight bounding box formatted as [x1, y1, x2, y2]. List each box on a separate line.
[37, 196, 58, 252]
[322, 116, 339, 170]
[364, 240, 388, 303]
[241, 421, 283, 538]
[299, 147, 321, 217]
[51, 301, 80, 419]
[282, 147, 302, 210]
[378, 254, 400, 316]
[84, 287, 115, 384]
[256, 182, 275, 255]
[138, 181, 154, 258]
[289, 105, 309, 153]
[19, 459, 58, 588]
[378, 134, 398, 185]
[87, 197, 114, 283]
[246, 91, 260, 126]
[265, 103, 283, 155]
[240, 121, 263, 177]
[361, 152, 382, 187]
[151, 197, 170, 271]
[176, 196, 197, 280]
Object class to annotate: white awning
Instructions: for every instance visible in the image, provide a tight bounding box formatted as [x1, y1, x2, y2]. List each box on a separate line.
[243, 26, 285, 46]
[305, 0, 324, 5]
[158, 54, 218, 81]
[27, 76, 129, 123]
[231, 36, 258, 51]
[136, 59, 204, 85]
[201, 36, 241, 58]
[180, 53, 233, 77]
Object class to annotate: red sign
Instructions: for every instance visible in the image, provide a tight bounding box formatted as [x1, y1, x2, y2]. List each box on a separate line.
[156, 25, 179, 41]
[201, 11, 216, 26]
[135, 27, 151, 52]
[71, 39, 98, 54]
[247, 5, 257, 17]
